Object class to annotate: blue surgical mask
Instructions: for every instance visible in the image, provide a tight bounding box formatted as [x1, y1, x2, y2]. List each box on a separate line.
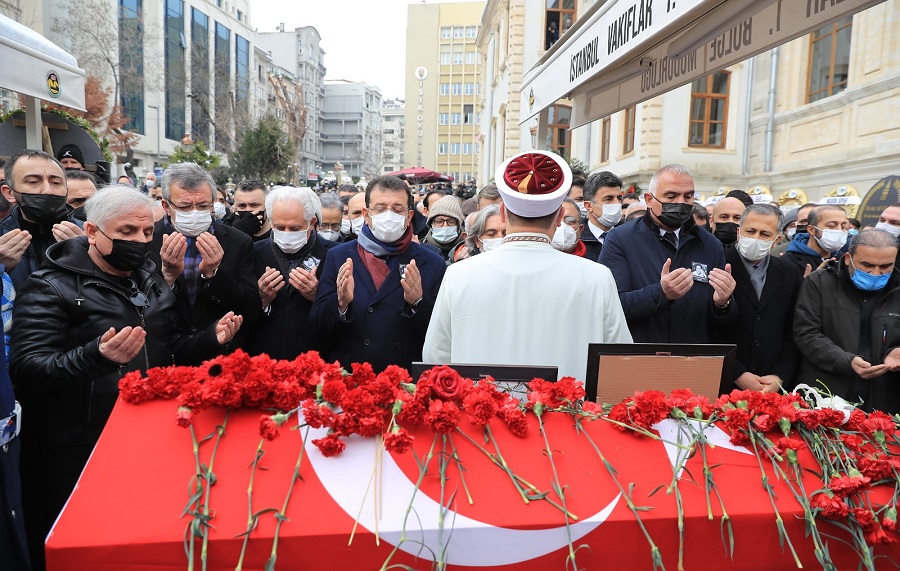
[850, 258, 891, 291]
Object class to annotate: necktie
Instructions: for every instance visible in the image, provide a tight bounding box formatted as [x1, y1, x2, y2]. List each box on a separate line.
[663, 231, 677, 248]
[600, 231, 608, 242]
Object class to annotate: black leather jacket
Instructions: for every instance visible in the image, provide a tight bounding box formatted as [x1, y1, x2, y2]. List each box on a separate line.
[10, 236, 220, 447]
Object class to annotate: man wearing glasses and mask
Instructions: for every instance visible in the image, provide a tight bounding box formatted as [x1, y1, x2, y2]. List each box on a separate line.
[311, 175, 446, 372]
[10, 186, 242, 571]
[148, 162, 258, 356]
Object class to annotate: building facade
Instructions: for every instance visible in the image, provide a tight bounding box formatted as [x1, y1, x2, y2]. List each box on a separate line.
[321, 80, 383, 180]
[381, 98, 405, 174]
[256, 25, 326, 185]
[406, 1, 484, 184]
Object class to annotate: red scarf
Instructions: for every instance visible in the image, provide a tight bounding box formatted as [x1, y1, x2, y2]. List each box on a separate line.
[570, 240, 587, 258]
[357, 224, 413, 290]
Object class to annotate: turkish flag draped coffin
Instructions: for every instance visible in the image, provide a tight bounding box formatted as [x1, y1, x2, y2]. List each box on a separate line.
[45, 398, 900, 571]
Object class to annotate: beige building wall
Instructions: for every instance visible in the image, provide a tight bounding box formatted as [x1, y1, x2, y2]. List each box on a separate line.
[406, 2, 484, 183]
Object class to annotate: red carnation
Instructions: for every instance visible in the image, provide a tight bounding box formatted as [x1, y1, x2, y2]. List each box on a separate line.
[884, 508, 897, 531]
[384, 428, 414, 454]
[312, 433, 346, 457]
[425, 400, 461, 434]
[463, 389, 500, 426]
[857, 455, 900, 482]
[798, 409, 822, 430]
[819, 408, 846, 428]
[175, 406, 193, 428]
[321, 380, 347, 404]
[119, 371, 151, 403]
[846, 409, 867, 431]
[259, 415, 280, 441]
[498, 403, 528, 438]
[810, 492, 849, 519]
[853, 507, 877, 531]
[841, 433, 865, 452]
[582, 401, 602, 415]
[396, 396, 427, 427]
[424, 366, 465, 401]
[830, 474, 872, 498]
[866, 526, 896, 545]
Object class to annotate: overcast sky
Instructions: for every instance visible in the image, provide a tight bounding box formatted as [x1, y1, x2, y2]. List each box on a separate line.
[251, 0, 465, 100]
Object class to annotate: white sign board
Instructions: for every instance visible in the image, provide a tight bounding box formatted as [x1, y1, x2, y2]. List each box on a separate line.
[568, 0, 885, 128]
[520, 0, 715, 122]
[819, 196, 862, 206]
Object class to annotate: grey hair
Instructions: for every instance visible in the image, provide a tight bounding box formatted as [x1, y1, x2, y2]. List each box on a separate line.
[740, 203, 784, 231]
[807, 204, 846, 228]
[161, 162, 216, 202]
[85, 185, 153, 229]
[648, 164, 692, 196]
[849, 228, 899, 255]
[465, 204, 501, 255]
[265, 186, 321, 225]
[319, 192, 342, 212]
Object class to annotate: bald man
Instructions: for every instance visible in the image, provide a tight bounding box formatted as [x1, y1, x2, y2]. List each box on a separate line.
[711, 197, 745, 248]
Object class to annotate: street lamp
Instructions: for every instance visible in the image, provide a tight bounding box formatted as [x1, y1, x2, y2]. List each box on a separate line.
[529, 125, 538, 149]
[148, 105, 162, 166]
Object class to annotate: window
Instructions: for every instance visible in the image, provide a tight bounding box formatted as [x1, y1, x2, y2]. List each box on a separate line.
[452, 51, 463, 65]
[453, 26, 463, 38]
[439, 143, 447, 155]
[384, 128, 395, 134]
[689, 72, 729, 148]
[439, 113, 448, 125]
[214, 22, 230, 150]
[546, 0, 576, 50]
[236, 9, 242, 21]
[545, 104, 572, 157]
[600, 116, 611, 162]
[119, 0, 144, 133]
[808, 18, 852, 103]
[464, 83, 475, 95]
[164, 0, 185, 141]
[452, 83, 462, 95]
[235, 35, 249, 108]
[441, 26, 451, 39]
[623, 106, 636, 154]
[465, 51, 477, 64]
[463, 143, 472, 155]
[451, 113, 461, 125]
[440, 83, 450, 95]
[466, 26, 477, 38]
[451, 143, 460, 155]
[464, 104, 474, 124]
[190, 8, 210, 143]
[440, 52, 451, 65]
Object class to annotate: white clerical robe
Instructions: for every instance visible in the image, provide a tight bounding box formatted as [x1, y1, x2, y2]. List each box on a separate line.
[422, 235, 633, 382]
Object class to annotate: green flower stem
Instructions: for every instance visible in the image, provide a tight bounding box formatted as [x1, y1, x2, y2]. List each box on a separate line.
[200, 410, 229, 571]
[448, 434, 473, 505]
[235, 438, 266, 571]
[537, 414, 579, 569]
[265, 424, 308, 571]
[694, 424, 732, 558]
[575, 417, 666, 571]
[380, 434, 440, 571]
[669, 422, 695, 571]
[186, 424, 202, 571]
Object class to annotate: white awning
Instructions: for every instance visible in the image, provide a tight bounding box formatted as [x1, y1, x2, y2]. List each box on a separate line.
[520, 0, 885, 129]
[0, 13, 86, 110]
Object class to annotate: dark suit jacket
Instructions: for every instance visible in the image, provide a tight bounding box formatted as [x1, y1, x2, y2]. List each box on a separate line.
[309, 239, 446, 372]
[581, 227, 603, 262]
[717, 247, 803, 393]
[148, 219, 258, 360]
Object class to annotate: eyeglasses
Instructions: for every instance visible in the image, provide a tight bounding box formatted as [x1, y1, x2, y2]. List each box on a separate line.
[169, 202, 213, 212]
[319, 222, 342, 231]
[369, 206, 409, 215]
[129, 280, 149, 309]
[563, 216, 581, 227]
[431, 216, 459, 228]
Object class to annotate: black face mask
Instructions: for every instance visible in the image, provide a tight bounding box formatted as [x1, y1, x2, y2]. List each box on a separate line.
[795, 224, 808, 235]
[98, 228, 150, 272]
[655, 201, 694, 229]
[71, 205, 87, 222]
[713, 222, 739, 245]
[13, 190, 71, 225]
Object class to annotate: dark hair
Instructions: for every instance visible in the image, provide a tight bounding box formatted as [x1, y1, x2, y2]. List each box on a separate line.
[476, 184, 500, 202]
[725, 189, 753, 207]
[505, 208, 558, 228]
[583, 171, 623, 202]
[5, 149, 64, 184]
[808, 204, 846, 228]
[623, 191, 640, 201]
[339, 194, 352, 206]
[236, 179, 267, 193]
[65, 169, 98, 186]
[338, 184, 358, 194]
[365, 175, 414, 210]
[692, 203, 709, 222]
[625, 210, 645, 223]
[570, 177, 586, 189]
[849, 217, 861, 230]
[424, 189, 447, 210]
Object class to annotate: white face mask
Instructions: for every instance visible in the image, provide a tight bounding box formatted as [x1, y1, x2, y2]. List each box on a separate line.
[596, 203, 623, 228]
[213, 202, 227, 220]
[815, 228, 848, 253]
[146, 179, 157, 189]
[350, 216, 365, 236]
[370, 211, 407, 243]
[480, 237, 503, 252]
[785, 227, 796, 240]
[431, 226, 459, 244]
[576, 203, 589, 219]
[551, 223, 578, 252]
[341, 218, 352, 235]
[876, 221, 900, 238]
[318, 229, 340, 242]
[737, 234, 776, 262]
[273, 228, 309, 254]
[171, 208, 212, 237]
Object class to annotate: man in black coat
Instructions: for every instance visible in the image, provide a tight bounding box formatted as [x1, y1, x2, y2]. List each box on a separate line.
[718, 204, 803, 394]
[147, 163, 258, 360]
[11, 187, 241, 571]
[251, 187, 336, 360]
[579, 171, 623, 262]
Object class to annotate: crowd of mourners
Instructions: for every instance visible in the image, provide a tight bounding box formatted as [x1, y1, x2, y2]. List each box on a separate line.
[2, 144, 900, 571]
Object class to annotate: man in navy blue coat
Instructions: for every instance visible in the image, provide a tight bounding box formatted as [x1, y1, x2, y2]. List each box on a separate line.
[599, 164, 737, 343]
[311, 176, 446, 372]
